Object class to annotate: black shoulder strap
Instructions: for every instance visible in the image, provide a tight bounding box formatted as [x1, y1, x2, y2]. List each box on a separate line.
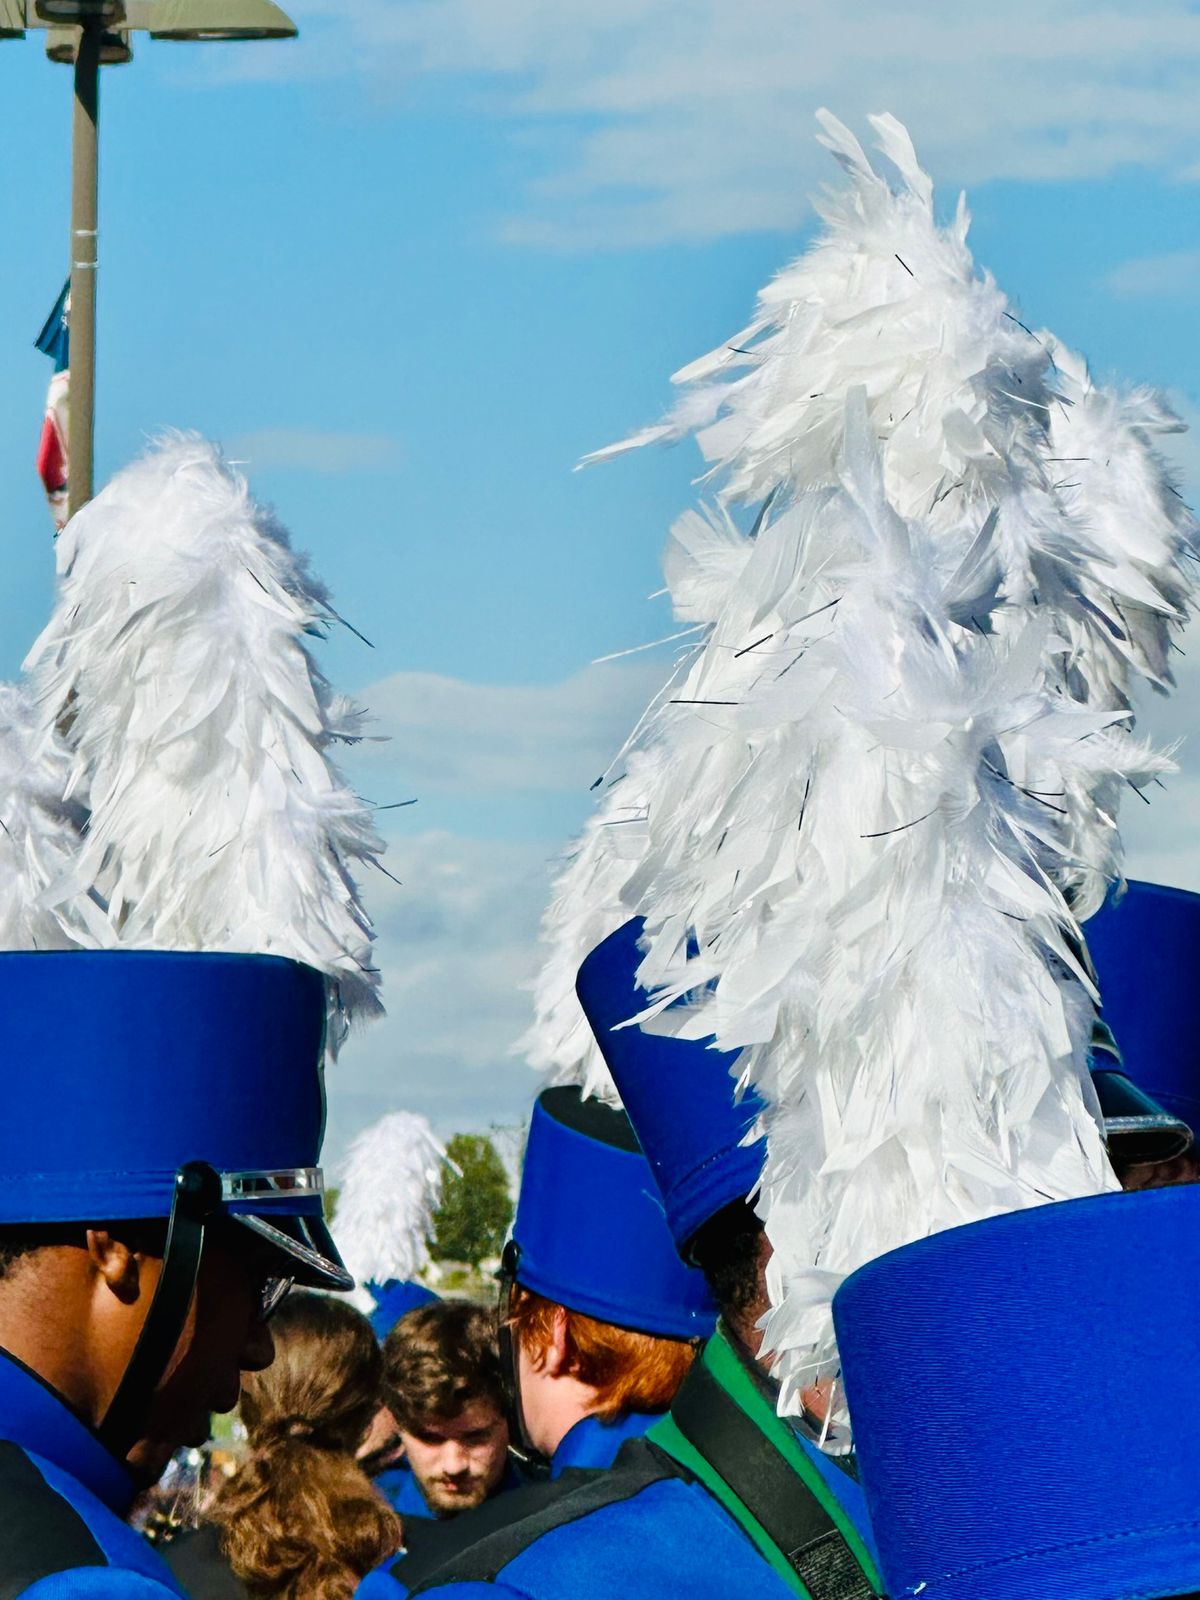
[0, 1440, 107, 1600]
[669, 1360, 876, 1600]
[161, 1523, 251, 1600]
[404, 1441, 680, 1594]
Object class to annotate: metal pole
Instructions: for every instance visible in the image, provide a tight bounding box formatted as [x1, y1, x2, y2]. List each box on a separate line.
[67, 17, 101, 519]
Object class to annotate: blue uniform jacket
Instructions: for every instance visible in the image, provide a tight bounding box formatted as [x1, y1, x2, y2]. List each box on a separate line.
[358, 1329, 880, 1600]
[0, 1349, 184, 1598]
[548, 1410, 658, 1477]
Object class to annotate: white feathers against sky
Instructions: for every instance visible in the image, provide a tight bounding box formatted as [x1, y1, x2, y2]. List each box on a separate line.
[0, 434, 385, 1052]
[526, 112, 1198, 1423]
[334, 1110, 450, 1298]
[0, 107, 1192, 1440]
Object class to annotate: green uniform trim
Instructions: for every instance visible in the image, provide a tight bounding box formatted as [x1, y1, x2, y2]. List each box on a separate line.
[647, 1327, 881, 1600]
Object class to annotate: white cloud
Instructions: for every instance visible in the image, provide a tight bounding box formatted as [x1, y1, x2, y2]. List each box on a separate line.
[325, 828, 555, 1157]
[1106, 250, 1200, 300]
[229, 0, 1200, 247]
[227, 428, 403, 474]
[351, 658, 668, 799]
[324, 658, 668, 1156]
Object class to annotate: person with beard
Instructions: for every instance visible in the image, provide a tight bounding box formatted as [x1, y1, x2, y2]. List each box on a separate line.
[376, 1302, 516, 1520]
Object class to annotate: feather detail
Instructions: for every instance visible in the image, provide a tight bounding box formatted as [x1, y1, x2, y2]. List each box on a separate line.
[0, 684, 86, 952]
[334, 1110, 449, 1303]
[25, 433, 385, 1051]
[528, 115, 1199, 1429]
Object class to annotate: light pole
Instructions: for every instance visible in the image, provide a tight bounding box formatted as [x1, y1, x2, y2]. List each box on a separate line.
[1, 0, 297, 518]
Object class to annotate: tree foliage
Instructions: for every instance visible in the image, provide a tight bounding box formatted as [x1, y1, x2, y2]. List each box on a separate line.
[431, 1133, 514, 1268]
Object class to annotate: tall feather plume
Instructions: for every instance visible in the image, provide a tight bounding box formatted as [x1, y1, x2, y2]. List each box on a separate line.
[529, 113, 1198, 1426]
[334, 1111, 448, 1302]
[25, 434, 385, 1050]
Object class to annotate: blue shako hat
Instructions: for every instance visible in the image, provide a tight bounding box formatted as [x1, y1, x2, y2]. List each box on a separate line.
[834, 1186, 1200, 1600]
[575, 917, 765, 1255]
[0, 948, 349, 1293]
[511, 1086, 717, 1339]
[367, 1279, 439, 1341]
[1084, 879, 1200, 1138]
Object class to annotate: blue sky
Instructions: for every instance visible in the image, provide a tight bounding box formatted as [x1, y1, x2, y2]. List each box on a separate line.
[0, 0, 1198, 1156]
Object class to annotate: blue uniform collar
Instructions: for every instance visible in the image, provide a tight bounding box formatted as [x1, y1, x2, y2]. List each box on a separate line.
[0, 1347, 133, 1513]
[551, 1409, 661, 1478]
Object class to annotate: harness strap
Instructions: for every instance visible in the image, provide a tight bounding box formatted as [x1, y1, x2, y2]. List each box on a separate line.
[653, 1356, 877, 1600]
[404, 1442, 678, 1592]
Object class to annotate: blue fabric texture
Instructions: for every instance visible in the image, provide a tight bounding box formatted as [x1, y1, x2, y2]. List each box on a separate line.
[0, 1351, 183, 1597]
[549, 1410, 659, 1477]
[397, 1475, 800, 1600]
[834, 1185, 1200, 1600]
[513, 1090, 716, 1339]
[575, 918, 765, 1251]
[1084, 878, 1200, 1125]
[0, 951, 327, 1224]
[368, 1281, 440, 1342]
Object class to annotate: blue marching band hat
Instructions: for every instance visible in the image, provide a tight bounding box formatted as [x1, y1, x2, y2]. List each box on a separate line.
[834, 1184, 1200, 1600]
[366, 1280, 439, 1342]
[575, 916, 765, 1257]
[0, 947, 347, 1289]
[0, 947, 350, 1457]
[1084, 879, 1200, 1160]
[511, 1084, 717, 1340]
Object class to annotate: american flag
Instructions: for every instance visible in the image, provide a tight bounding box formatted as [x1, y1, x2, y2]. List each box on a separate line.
[35, 280, 70, 530]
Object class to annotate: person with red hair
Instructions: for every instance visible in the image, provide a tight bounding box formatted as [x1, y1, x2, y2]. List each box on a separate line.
[497, 1087, 717, 1477]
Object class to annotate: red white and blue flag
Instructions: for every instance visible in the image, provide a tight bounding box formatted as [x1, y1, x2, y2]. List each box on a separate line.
[35, 280, 70, 530]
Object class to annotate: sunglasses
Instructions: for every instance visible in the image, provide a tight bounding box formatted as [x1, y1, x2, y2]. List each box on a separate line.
[258, 1275, 294, 1323]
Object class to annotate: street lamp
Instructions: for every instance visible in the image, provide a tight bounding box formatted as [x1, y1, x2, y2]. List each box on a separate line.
[1, 0, 297, 518]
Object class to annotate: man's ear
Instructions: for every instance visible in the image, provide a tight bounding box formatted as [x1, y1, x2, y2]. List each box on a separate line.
[543, 1304, 573, 1379]
[85, 1229, 146, 1307]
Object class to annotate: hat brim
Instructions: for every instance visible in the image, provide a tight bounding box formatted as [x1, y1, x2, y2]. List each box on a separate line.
[1092, 1069, 1193, 1166]
[232, 1210, 353, 1292]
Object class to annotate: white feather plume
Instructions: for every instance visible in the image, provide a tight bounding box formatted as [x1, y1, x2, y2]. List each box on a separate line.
[0, 684, 86, 952]
[528, 113, 1198, 1427]
[335, 1111, 448, 1294]
[25, 433, 385, 1048]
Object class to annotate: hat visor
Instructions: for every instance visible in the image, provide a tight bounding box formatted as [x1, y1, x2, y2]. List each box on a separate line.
[231, 1210, 353, 1293]
[1093, 1069, 1193, 1166]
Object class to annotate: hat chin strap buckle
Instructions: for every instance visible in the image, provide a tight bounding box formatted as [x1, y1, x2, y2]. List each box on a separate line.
[98, 1161, 223, 1462]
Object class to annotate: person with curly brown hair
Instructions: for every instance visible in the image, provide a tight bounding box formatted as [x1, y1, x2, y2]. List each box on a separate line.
[373, 1301, 517, 1521]
[165, 1293, 401, 1600]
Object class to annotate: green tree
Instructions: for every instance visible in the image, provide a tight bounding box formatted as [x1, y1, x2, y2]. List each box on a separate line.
[432, 1133, 514, 1268]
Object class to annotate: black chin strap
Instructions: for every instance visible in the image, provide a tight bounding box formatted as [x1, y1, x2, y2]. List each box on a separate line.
[495, 1241, 551, 1477]
[98, 1162, 223, 1461]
